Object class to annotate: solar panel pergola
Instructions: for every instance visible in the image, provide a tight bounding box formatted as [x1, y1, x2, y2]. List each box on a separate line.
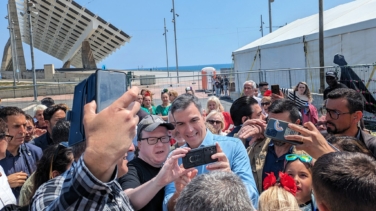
[10, 0, 131, 68]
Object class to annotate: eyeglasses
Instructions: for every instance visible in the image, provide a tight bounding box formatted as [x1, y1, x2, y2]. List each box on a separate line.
[207, 120, 222, 125]
[261, 102, 271, 106]
[49, 142, 69, 179]
[325, 108, 352, 120]
[140, 136, 170, 145]
[285, 154, 312, 163]
[0, 133, 13, 142]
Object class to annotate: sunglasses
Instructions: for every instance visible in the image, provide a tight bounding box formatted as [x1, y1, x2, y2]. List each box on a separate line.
[161, 89, 169, 94]
[207, 120, 222, 125]
[49, 142, 69, 179]
[285, 154, 312, 163]
[261, 102, 271, 106]
[0, 133, 13, 142]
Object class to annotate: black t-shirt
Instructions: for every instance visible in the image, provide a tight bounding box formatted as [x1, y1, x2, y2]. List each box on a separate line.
[323, 82, 348, 100]
[118, 157, 163, 211]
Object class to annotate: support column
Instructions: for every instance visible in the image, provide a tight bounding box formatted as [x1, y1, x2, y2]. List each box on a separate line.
[81, 40, 97, 69]
[62, 60, 71, 68]
[9, 0, 26, 73]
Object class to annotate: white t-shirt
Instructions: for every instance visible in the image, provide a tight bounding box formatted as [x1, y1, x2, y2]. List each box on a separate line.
[0, 166, 17, 209]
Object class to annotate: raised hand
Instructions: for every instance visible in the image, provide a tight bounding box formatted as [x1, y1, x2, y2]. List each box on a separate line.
[83, 86, 140, 182]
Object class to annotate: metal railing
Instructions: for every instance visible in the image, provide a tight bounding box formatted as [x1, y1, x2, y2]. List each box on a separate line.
[1, 64, 375, 120]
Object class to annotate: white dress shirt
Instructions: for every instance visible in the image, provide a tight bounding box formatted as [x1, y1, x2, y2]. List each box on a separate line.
[0, 165, 17, 209]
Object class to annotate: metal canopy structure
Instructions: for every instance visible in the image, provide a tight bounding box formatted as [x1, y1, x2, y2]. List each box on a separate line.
[15, 0, 131, 68]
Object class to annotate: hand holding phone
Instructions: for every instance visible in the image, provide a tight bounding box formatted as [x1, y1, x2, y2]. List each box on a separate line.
[264, 118, 303, 145]
[271, 85, 280, 95]
[182, 145, 218, 169]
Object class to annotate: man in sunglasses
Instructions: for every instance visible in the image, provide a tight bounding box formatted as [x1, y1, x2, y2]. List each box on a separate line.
[325, 88, 376, 157]
[0, 107, 42, 200]
[119, 115, 192, 211]
[0, 119, 17, 209]
[242, 99, 306, 193]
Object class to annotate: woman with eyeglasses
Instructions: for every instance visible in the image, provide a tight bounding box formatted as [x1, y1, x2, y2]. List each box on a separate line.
[18, 143, 73, 207]
[205, 110, 226, 136]
[141, 91, 156, 115]
[206, 96, 234, 132]
[155, 89, 171, 121]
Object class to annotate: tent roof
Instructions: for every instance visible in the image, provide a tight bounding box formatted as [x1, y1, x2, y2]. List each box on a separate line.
[16, 0, 131, 67]
[234, 0, 376, 53]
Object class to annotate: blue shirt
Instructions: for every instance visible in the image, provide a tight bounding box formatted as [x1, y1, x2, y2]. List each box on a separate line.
[0, 143, 42, 199]
[163, 130, 259, 210]
[262, 141, 293, 187]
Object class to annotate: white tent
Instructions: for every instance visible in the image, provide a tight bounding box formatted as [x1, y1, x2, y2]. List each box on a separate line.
[232, 0, 376, 93]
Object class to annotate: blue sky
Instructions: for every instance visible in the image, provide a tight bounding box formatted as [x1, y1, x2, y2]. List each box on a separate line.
[0, 0, 353, 70]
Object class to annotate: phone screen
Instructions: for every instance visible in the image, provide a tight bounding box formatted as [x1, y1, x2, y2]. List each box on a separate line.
[96, 70, 127, 112]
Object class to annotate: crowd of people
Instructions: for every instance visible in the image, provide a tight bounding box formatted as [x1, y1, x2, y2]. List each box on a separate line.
[0, 70, 375, 211]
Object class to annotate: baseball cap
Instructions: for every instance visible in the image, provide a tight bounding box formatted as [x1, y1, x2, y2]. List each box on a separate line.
[326, 71, 337, 78]
[137, 115, 174, 140]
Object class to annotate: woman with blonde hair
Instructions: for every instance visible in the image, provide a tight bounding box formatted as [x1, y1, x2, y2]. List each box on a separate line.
[205, 110, 226, 135]
[168, 90, 178, 103]
[281, 81, 313, 110]
[206, 96, 233, 132]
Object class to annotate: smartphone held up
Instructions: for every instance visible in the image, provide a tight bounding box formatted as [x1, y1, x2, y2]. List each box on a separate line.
[264, 118, 303, 145]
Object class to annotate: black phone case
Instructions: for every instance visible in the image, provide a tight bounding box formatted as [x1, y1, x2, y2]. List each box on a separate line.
[182, 145, 218, 169]
[271, 85, 280, 95]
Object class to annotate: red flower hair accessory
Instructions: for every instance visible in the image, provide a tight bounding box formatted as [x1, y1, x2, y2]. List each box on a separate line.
[263, 90, 272, 97]
[263, 172, 297, 196]
[144, 91, 151, 97]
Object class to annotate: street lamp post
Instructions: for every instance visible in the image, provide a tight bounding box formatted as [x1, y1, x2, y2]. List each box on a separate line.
[268, 0, 274, 33]
[27, 1, 38, 101]
[163, 18, 171, 85]
[171, 0, 179, 83]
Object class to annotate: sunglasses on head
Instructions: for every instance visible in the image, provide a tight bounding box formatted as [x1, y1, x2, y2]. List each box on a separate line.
[261, 102, 271, 106]
[161, 89, 168, 94]
[207, 120, 222, 125]
[285, 154, 312, 163]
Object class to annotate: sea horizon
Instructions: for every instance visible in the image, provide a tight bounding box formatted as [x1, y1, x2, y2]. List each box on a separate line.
[126, 63, 233, 72]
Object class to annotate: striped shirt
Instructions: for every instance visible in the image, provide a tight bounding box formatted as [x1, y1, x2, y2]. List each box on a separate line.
[31, 157, 133, 211]
[281, 88, 309, 110]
